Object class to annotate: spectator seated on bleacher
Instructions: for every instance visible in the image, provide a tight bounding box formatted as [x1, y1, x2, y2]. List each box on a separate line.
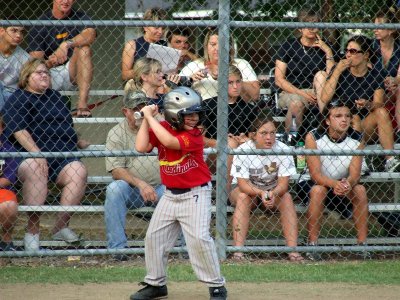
[300, 100, 368, 260]
[124, 57, 170, 114]
[274, 7, 335, 141]
[179, 27, 260, 102]
[166, 26, 198, 72]
[320, 35, 400, 172]
[104, 90, 164, 261]
[203, 65, 258, 182]
[2, 58, 88, 251]
[373, 9, 400, 141]
[27, 0, 96, 117]
[0, 18, 30, 111]
[0, 115, 19, 252]
[121, 7, 168, 82]
[229, 110, 303, 262]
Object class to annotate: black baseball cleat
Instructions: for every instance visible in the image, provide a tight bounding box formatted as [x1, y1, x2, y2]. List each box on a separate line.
[130, 282, 168, 300]
[209, 286, 228, 300]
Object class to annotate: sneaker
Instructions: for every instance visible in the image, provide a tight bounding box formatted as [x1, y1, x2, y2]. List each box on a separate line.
[305, 243, 322, 261]
[357, 242, 372, 260]
[52, 228, 80, 243]
[0, 241, 16, 251]
[130, 282, 168, 300]
[385, 157, 400, 172]
[361, 159, 370, 176]
[24, 233, 40, 251]
[112, 253, 129, 262]
[209, 286, 228, 300]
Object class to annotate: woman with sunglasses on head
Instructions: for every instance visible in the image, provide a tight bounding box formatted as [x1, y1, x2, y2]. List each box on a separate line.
[301, 100, 368, 259]
[124, 57, 166, 112]
[229, 110, 302, 262]
[121, 8, 168, 82]
[275, 7, 336, 138]
[321, 35, 400, 172]
[2, 58, 88, 251]
[179, 27, 260, 102]
[373, 8, 400, 138]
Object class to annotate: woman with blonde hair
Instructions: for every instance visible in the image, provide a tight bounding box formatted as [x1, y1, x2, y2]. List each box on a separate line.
[180, 28, 260, 102]
[3, 58, 88, 251]
[124, 57, 166, 109]
[121, 7, 168, 82]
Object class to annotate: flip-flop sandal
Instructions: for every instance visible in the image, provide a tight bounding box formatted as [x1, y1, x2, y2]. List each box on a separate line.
[288, 252, 305, 262]
[76, 108, 92, 118]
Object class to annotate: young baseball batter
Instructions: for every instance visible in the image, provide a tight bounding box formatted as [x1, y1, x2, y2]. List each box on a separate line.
[131, 87, 227, 300]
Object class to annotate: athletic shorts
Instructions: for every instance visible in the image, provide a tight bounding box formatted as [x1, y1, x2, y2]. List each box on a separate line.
[50, 61, 75, 91]
[297, 180, 352, 218]
[278, 89, 314, 109]
[47, 158, 81, 182]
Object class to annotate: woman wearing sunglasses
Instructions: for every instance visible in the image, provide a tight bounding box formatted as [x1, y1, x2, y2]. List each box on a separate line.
[321, 35, 400, 172]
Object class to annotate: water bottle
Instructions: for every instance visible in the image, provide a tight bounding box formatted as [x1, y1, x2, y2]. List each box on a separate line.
[296, 141, 306, 172]
[288, 116, 298, 147]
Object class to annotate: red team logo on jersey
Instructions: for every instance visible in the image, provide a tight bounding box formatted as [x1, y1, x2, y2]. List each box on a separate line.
[181, 135, 190, 148]
[162, 158, 199, 175]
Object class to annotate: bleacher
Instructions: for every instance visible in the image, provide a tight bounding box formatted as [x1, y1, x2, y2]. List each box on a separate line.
[9, 88, 400, 251]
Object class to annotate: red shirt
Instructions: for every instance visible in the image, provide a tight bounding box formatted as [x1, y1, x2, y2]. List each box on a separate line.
[149, 121, 211, 188]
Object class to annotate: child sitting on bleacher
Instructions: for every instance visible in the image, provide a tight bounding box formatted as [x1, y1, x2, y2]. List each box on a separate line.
[0, 115, 19, 251]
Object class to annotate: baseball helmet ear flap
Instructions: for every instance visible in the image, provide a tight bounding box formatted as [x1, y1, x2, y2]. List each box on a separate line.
[164, 87, 207, 129]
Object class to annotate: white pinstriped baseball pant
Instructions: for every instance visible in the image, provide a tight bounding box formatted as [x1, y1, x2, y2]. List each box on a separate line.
[143, 183, 226, 287]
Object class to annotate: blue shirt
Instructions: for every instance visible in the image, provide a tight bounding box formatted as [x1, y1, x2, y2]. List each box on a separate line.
[27, 9, 93, 60]
[331, 66, 386, 113]
[276, 38, 331, 89]
[3, 89, 78, 152]
[0, 135, 19, 190]
[134, 36, 168, 61]
[203, 96, 258, 139]
[372, 40, 400, 77]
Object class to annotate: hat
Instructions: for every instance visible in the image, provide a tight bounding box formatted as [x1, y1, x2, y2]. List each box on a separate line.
[123, 90, 147, 108]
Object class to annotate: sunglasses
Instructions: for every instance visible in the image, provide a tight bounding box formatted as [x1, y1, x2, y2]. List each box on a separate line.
[345, 48, 364, 55]
[327, 99, 347, 109]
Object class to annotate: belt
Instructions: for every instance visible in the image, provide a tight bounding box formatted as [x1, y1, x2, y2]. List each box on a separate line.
[167, 183, 209, 195]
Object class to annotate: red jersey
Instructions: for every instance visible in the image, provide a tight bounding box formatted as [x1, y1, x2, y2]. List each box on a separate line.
[149, 121, 211, 188]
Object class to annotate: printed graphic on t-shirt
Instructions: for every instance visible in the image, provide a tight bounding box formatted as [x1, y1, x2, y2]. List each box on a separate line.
[249, 162, 278, 191]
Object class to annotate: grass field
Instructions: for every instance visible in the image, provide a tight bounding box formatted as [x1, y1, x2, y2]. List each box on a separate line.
[2, 259, 400, 284]
[2, 259, 400, 299]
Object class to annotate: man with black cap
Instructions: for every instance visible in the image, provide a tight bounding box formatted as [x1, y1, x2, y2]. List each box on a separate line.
[104, 90, 164, 261]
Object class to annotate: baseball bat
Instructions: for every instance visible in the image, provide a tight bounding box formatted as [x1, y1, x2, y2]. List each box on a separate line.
[71, 94, 121, 114]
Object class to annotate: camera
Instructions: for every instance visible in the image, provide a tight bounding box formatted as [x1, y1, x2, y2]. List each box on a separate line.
[163, 75, 193, 88]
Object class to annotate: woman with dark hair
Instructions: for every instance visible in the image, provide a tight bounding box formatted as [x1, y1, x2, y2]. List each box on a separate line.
[180, 28, 260, 102]
[321, 35, 400, 172]
[3, 58, 88, 251]
[229, 110, 302, 262]
[301, 100, 368, 259]
[373, 8, 400, 134]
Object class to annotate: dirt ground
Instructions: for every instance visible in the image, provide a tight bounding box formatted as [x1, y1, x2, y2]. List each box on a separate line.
[1, 281, 400, 300]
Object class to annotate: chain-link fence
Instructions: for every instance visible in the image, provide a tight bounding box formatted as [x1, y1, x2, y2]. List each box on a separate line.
[1, 0, 400, 262]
